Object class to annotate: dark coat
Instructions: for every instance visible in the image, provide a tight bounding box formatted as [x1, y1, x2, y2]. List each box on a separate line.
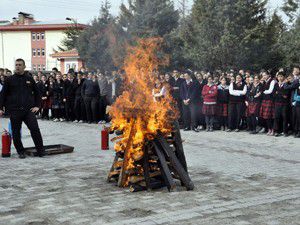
[0, 72, 41, 112]
[180, 80, 201, 103]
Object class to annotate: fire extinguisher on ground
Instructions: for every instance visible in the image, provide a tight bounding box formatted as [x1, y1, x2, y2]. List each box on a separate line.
[2, 129, 12, 157]
[101, 126, 109, 150]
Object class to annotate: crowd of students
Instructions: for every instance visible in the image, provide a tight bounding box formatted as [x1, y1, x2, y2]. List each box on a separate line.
[0, 67, 123, 124]
[155, 67, 300, 137]
[1, 65, 300, 138]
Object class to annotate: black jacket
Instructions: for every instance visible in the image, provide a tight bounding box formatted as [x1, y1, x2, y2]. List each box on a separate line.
[246, 83, 263, 103]
[284, 79, 300, 106]
[172, 78, 185, 100]
[74, 78, 85, 98]
[52, 80, 64, 103]
[63, 79, 76, 100]
[274, 83, 290, 104]
[180, 80, 201, 103]
[81, 79, 100, 97]
[0, 72, 41, 112]
[37, 81, 49, 98]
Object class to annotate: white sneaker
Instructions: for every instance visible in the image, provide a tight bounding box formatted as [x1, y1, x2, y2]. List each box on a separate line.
[79, 120, 83, 123]
[53, 118, 59, 122]
[73, 120, 78, 123]
[60, 118, 65, 122]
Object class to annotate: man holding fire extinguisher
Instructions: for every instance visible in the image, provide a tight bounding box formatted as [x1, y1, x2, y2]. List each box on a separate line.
[0, 59, 45, 159]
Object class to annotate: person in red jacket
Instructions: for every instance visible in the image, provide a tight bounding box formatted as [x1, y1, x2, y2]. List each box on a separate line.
[202, 76, 218, 131]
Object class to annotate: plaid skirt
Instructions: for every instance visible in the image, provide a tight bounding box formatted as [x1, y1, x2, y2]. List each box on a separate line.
[203, 104, 218, 116]
[218, 103, 228, 117]
[41, 98, 52, 109]
[260, 100, 274, 119]
[246, 102, 260, 117]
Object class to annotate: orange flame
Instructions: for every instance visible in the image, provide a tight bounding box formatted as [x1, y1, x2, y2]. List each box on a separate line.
[109, 38, 178, 186]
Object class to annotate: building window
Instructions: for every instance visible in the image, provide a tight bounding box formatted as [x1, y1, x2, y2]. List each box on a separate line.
[32, 33, 36, 40]
[36, 33, 40, 41]
[41, 48, 45, 56]
[37, 65, 41, 71]
[42, 65, 46, 71]
[32, 64, 36, 71]
[41, 32, 45, 40]
[32, 48, 36, 57]
[37, 48, 41, 56]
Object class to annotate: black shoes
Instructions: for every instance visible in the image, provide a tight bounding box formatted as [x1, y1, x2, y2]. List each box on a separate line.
[193, 128, 200, 133]
[19, 153, 26, 159]
[38, 150, 46, 157]
[183, 127, 191, 131]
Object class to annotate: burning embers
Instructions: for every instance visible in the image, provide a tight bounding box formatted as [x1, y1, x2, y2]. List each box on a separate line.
[108, 38, 194, 192]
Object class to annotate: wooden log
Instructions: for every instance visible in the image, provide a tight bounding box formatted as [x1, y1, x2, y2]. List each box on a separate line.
[172, 121, 188, 172]
[129, 171, 161, 184]
[107, 154, 119, 182]
[152, 141, 176, 192]
[111, 136, 124, 142]
[155, 135, 194, 191]
[129, 184, 147, 192]
[118, 119, 136, 187]
[113, 161, 123, 169]
[143, 144, 151, 189]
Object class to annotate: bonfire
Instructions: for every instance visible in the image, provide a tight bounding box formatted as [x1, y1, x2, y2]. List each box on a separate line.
[108, 38, 194, 192]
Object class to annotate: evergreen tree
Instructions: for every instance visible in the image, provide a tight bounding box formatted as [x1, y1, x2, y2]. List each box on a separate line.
[76, 1, 126, 71]
[278, 16, 300, 67]
[282, 0, 300, 23]
[59, 20, 83, 51]
[181, 0, 269, 71]
[119, 0, 179, 39]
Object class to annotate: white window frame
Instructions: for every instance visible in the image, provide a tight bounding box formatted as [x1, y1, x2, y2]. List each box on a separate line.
[32, 32, 36, 40]
[37, 48, 41, 56]
[41, 48, 45, 57]
[36, 33, 40, 41]
[32, 48, 36, 57]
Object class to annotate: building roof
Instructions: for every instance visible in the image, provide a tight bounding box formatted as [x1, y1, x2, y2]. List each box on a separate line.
[0, 12, 88, 31]
[0, 22, 87, 31]
[51, 49, 80, 59]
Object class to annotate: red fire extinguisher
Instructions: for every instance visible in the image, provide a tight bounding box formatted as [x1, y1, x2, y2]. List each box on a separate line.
[101, 126, 109, 150]
[2, 129, 12, 157]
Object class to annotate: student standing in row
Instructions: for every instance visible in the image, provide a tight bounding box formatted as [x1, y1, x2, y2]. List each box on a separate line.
[202, 76, 218, 131]
[260, 71, 276, 136]
[273, 72, 290, 137]
[180, 73, 200, 132]
[228, 74, 247, 132]
[52, 72, 65, 122]
[217, 77, 229, 131]
[245, 75, 263, 134]
[73, 73, 86, 123]
[81, 73, 99, 124]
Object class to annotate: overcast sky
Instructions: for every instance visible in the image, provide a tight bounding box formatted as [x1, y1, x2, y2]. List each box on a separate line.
[0, 0, 286, 24]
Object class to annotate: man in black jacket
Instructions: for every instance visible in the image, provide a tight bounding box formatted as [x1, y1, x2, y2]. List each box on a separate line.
[180, 73, 201, 132]
[81, 73, 100, 123]
[0, 59, 45, 158]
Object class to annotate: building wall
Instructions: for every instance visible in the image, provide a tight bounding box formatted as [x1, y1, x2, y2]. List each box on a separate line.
[45, 30, 66, 71]
[0, 31, 31, 70]
[31, 30, 46, 71]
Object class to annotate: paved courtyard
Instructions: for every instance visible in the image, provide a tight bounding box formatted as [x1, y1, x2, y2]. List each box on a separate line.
[0, 118, 299, 225]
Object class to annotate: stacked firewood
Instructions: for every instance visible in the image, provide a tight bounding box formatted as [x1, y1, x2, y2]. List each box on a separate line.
[107, 122, 194, 192]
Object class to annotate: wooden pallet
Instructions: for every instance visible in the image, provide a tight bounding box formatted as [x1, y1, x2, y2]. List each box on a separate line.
[24, 144, 74, 157]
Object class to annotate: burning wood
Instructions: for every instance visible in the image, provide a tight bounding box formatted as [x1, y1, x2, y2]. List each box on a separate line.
[107, 38, 194, 192]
